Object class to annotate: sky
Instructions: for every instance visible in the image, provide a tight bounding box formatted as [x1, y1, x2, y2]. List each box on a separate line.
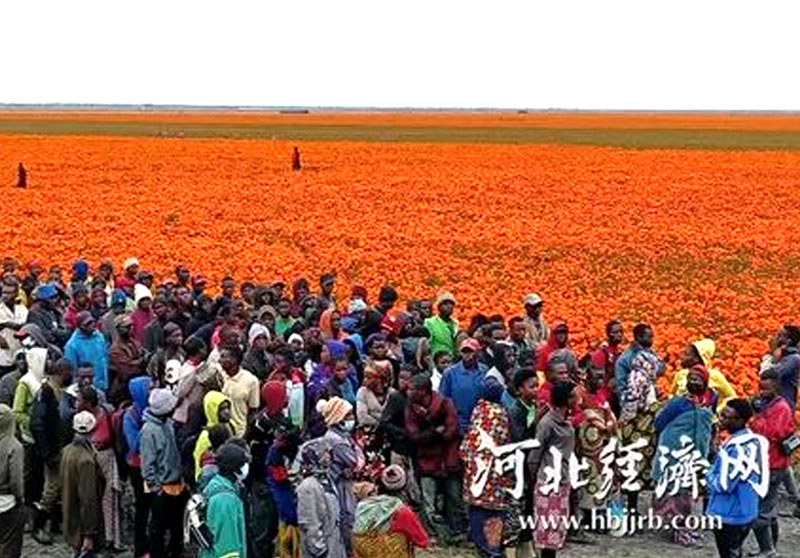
[2, 0, 799, 110]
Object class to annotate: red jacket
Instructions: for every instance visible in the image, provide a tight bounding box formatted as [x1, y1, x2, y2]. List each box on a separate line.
[390, 504, 428, 548]
[750, 396, 796, 470]
[404, 392, 460, 477]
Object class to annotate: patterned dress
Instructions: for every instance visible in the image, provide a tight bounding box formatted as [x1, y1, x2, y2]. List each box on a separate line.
[460, 400, 511, 558]
[619, 350, 663, 484]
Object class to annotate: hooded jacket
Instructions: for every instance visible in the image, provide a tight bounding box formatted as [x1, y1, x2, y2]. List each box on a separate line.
[750, 395, 796, 470]
[0, 404, 24, 511]
[199, 474, 248, 558]
[706, 428, 765, 526]
[139, 409, 182, 490]
[122, 376, 152, 467]
[193, 391, 232, 479]
[64, 328, 109, 391]
[12, 347, 47, 443]
[670, 339, 737, 412]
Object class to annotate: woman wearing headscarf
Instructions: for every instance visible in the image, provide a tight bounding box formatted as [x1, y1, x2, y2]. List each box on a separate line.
[460, 377, 512, 558]
[319, 396, 365, 556]
[651, 364, 715, 546]
[320, 308, 348, 342]
[353, 465, 428, 558]
[670, 339, 736, 413]
[307, 341, 355, 438]
[296, 438, 346, 558]
[357, 361, 392, 429]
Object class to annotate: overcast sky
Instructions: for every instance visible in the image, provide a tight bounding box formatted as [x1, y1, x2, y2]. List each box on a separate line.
[2, 1, 798, 110]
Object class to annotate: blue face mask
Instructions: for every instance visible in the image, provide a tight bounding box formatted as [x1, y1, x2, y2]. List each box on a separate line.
[342, 419, 355, 433]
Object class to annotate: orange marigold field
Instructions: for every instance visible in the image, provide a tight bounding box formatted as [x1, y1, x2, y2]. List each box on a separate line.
[3, 134, 800, 398]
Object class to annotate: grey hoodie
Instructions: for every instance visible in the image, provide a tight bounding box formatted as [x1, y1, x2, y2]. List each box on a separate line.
[0, 404, 24, 510]
[139, 409, 182, 490]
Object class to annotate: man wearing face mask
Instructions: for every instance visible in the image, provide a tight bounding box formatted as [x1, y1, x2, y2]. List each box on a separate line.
[200, 441, 250, 558]
[318, 396, 364, 557]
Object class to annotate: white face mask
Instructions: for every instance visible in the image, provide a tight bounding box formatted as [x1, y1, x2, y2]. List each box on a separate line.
[342, 419, 355, 432]
[236, 462, 250, 483]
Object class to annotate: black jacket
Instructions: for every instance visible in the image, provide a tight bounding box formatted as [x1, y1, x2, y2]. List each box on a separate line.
[380, 390, 412, 456]
[31, 382, 66, 460]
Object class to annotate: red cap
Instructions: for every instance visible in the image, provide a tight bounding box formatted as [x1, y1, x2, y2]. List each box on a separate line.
[459, 338, 481, 353]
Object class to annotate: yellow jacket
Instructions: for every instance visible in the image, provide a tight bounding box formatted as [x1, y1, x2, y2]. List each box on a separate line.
[671, 339, 736, 412]
[193, 391, 231, 479]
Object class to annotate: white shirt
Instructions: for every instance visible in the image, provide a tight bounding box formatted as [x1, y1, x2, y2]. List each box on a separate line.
[0, 302, 28, 367]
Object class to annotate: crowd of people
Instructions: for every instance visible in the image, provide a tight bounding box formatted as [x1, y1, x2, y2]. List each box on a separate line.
[0, 256, 798, 558]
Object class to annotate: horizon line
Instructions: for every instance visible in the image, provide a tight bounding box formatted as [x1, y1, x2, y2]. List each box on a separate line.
[2, 103, 800, 115]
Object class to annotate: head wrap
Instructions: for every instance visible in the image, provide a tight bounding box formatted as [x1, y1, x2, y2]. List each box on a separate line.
[299, 438, 332, 477]
[134, 284, 153, 304]
[315, 396, 352, 426]
[72, 260, 89, 280]
[261, 380, 288, 415]
[325, 340, 348, 361]
[481, 376, 505, 404]
[380, 464, 407, 492]
[590, 349, 607, 369]
[248, 323, 271, 347]
[287, 333, 304, 348]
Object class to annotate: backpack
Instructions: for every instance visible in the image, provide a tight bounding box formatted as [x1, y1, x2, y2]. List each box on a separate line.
[183, 483, 231, 551]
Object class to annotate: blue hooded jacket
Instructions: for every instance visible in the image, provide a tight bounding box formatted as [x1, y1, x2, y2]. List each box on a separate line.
[122, 376, 152, 467]
[706, 428, 765, 526]
[64, 329, 109, 391]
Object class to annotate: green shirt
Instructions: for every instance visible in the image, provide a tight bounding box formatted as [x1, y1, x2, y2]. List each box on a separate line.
[424, 315, 458, 357]
[274, 317, 297, 339]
